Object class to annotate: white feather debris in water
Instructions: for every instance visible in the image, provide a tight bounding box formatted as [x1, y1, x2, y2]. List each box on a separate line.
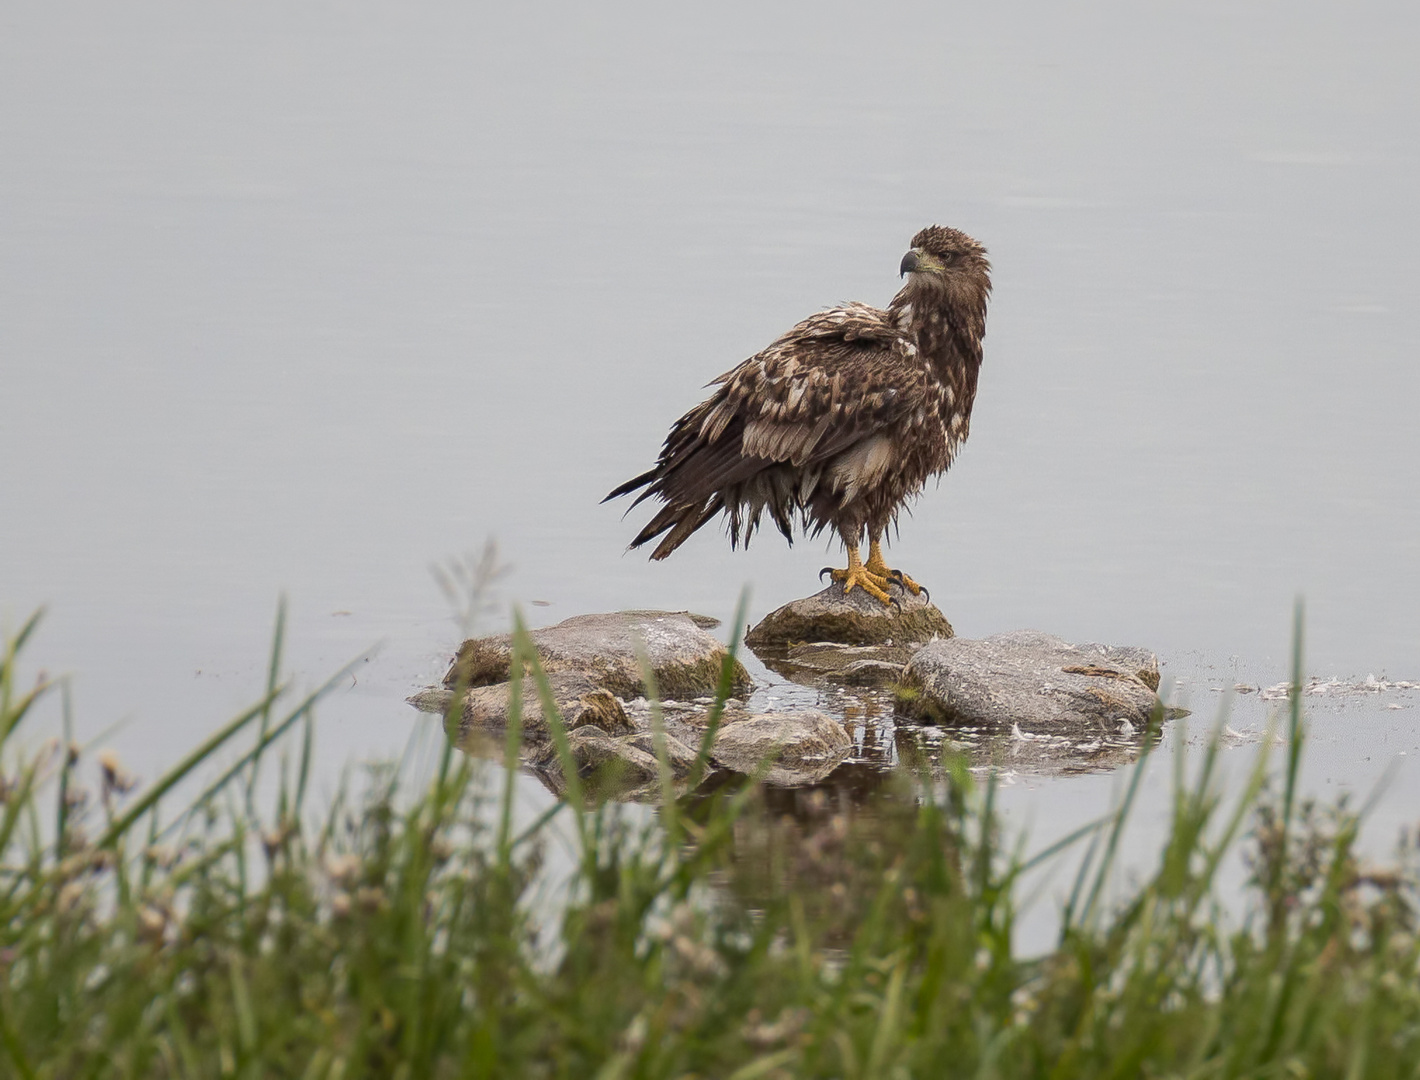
[1255, 676, 1419, 701]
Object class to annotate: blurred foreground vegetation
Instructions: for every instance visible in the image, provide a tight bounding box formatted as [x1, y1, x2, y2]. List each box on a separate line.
[2, 606, 1419, 1079]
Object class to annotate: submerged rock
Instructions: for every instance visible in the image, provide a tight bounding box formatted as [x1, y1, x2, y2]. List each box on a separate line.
[898, 631, 1161, 732]
[746, 583, 953, 649]
[529, 724, 707, 800]
[530, 726, 661, 786]
[626, 729, 705, 776]
[443, 610, 751, 700]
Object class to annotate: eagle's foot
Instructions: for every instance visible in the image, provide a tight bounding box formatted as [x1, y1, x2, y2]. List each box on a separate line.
[822, 562, 895, 606]
[864, 542, 929, 601]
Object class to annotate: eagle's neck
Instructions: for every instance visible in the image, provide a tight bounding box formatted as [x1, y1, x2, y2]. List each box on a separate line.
[888, 282, 987, 378]
[887, 277, 989, 443]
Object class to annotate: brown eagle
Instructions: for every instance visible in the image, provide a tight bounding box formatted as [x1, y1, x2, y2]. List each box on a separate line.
[605, 225, 991, 605]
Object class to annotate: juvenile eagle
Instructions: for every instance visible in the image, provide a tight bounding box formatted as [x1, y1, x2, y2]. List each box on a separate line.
[605, 225, 991, 605]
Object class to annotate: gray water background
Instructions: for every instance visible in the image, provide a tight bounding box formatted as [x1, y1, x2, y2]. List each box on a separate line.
[3, 1, 1419, 921]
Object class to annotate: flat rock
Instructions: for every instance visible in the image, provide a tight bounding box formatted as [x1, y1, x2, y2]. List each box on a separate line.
[710, 710, 853, 786]
[409, 671, 632, 739]
[746, 583, 953, 649]
[897, 630, 1161, 732]
[443, 610, 751, 700]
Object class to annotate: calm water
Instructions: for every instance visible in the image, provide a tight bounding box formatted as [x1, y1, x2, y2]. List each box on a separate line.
[3, 1, 1418, 895]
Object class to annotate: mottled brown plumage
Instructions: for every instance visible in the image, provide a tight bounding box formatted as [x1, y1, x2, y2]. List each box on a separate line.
[606, 225, 992, 603]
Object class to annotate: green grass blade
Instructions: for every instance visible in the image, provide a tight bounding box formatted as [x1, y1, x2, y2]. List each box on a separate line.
[686, 588, 750, 791]
[512, 613, 587, 843]
[245, 596, 287, 817]
[634, 646, 679, 837]
[153, 654, 367, 844]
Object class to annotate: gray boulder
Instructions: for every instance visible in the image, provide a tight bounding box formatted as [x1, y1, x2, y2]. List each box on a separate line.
[409, 671, 633, 739]
[898, 631, 1161, 732]
[443, 610, 751, 700]
[710, 710, 853, 785]
[746, 583, 953, 649]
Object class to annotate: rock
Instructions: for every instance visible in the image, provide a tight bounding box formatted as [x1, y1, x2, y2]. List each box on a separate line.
[1086, 643, 1160, 692]
[530, 726, 661, 785]
[407, 687, 457, 715]
[897, 631, 1161, 732]
[443, 610, 751, 700]
[529, 725, 708, 800]
[624, 729, 704, 777]
[408, 671, 632, 739]
[710, 710, 853, 786]
[746, 583, 953, 649]
[619, 609, 722, 631]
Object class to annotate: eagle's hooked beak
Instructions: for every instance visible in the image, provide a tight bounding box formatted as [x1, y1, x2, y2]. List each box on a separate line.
[899, 249, 920, 277]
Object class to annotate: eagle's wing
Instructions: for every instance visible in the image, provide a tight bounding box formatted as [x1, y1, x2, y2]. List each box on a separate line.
[607, 303, 925, 559]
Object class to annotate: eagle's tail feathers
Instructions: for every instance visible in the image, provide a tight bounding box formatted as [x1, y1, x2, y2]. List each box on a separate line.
[628, 504, 679, 550]
[649, 498, 723, 561]
[603, 467, 660, 504]
[771, 503, 795, 543]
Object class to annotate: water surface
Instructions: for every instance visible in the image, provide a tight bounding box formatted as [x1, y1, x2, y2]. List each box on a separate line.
[3, 1, 1417, 886]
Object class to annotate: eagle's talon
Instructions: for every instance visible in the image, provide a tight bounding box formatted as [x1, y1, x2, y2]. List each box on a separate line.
[896, 574, 926, 598]
[883, 569, 928, 602]
[819, 566, 835, 583]
[825, 561, 895, 606]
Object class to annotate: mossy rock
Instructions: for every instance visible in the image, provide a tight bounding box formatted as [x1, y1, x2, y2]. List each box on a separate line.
[746, 583, 953, 650]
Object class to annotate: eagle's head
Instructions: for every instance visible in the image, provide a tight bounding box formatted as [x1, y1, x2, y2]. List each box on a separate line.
[899, 225, 991, 287]
[892, 224, 992, 348]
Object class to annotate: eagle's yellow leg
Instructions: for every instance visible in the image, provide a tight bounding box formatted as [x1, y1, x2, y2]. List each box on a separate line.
[826, 544, 894, 605]
[865, 539, 926, 597]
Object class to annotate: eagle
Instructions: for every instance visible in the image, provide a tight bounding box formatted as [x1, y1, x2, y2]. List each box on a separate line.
[605, 225, 991, 606]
